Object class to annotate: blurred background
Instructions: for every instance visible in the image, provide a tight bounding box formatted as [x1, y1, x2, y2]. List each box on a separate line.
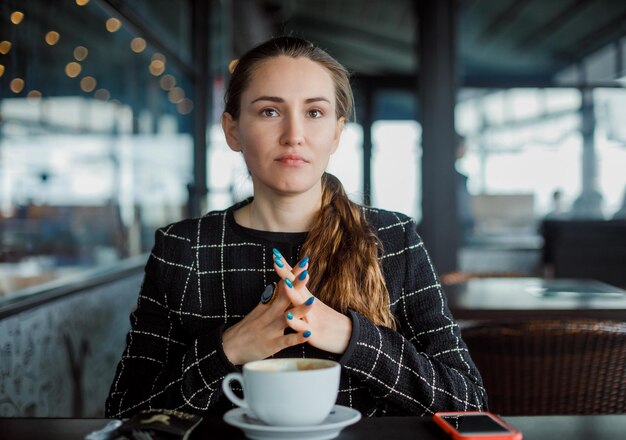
[1, 0, 626, 295]
[1, 0, 626, 417]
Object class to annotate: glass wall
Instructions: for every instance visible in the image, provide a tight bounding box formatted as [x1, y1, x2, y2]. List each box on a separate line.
[371, 89, 421, 222]
[455, 89, 626, 241]
[371, 120, 421, 222]
[0, 1, 193, 297]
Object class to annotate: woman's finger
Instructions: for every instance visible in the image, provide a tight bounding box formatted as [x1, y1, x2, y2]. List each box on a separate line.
[284, 314, 309, 333]
[285, 296, 315, 323]
[272, 248, 309, 280]
[291, 268, 309, 290]
[277, 328, 312, 351]
[272, 248, 293, 271]
[265, 281, 292, 312]
[282, 276, 308, 305]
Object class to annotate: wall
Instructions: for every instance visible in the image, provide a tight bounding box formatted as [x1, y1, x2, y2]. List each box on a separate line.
[0, 274, 142, 417]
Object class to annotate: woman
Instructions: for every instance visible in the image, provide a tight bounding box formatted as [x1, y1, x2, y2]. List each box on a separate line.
[106, 36, 487, 419]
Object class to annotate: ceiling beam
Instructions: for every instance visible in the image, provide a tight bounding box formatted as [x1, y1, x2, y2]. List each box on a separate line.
[516, 0, 594, 51]
[352, 73, 625, 90]
[568, 10, 626, 59]
[286, 14, 413, 54]
[286, 20, 413, 73]
[292, 32, 413, 74]
[477, 0, 532, 44]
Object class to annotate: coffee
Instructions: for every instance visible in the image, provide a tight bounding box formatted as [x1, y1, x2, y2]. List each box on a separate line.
[248, 359, 335, 372]
[222, 358, 341, 426]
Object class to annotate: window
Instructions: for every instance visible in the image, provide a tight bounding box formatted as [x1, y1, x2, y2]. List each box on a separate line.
[0, 1, 193, 298]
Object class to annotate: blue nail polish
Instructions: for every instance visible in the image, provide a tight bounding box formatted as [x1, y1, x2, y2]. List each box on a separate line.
[303, 331, 311, 338]
[298, 270, 308, 281]
[287, 312, 293, 320]
[305, 296, 315, 306]
[298, 257, 309, 268]
[285, 278, 293, 288]
[274, 257, 284, 268]
[272, 248, 282, 258]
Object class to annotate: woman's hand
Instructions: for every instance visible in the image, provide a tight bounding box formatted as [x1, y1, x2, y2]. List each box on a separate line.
[273, 250, 353, 355]
[222, 280, 311, 365]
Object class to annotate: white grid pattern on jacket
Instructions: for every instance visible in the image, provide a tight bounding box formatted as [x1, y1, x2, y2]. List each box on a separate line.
[106, 203, 487, 418]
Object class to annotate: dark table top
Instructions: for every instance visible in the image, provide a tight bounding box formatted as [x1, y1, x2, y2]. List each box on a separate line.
[444, 277, 626, 320]
[3, 415, 626, 440]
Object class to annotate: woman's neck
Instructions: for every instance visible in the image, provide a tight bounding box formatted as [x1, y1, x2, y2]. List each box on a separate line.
[240, 187, 322, 233]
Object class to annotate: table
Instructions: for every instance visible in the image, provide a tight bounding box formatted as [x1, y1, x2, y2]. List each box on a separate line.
[444, 277, 626, 320]
[2, 415, 626, 439]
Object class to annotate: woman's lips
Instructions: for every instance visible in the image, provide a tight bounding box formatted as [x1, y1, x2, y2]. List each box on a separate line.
[276, 155, 308, 166]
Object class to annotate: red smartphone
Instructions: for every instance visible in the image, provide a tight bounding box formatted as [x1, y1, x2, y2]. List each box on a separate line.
[433, 411, 522, 440]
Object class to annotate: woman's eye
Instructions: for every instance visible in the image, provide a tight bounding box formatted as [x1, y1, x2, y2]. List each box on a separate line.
[308, 109, 323, 118]
[261, 108, 278, 117]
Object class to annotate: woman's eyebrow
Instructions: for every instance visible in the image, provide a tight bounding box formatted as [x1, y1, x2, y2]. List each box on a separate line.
[250, 96, 331, 104]
[251, 96, 283, 104]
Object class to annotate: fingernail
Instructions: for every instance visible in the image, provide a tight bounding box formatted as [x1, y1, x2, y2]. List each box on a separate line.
[298, 270, 308, 281]
[272, 248, 282, 258]
[287, 312, 293, 320]
[285, 278, 293, 288]
[274, 257, 284, 268]
[303, 331, 311, 338]
[305, 296, 315, 306]
[298, 257, 309, 268]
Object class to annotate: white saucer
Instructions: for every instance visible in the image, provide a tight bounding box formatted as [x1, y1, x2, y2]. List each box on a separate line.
[223, 405, 361, 440]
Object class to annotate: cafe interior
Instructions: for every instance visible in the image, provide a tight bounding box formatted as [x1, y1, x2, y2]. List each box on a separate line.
[1, 0, 626, 436]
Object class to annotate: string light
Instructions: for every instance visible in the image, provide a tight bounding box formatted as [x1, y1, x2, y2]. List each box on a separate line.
[149, 60, 165, 76]
[73, 46, 88, 61]
[177, 98, 193, 115]
[130, 37, 146, 53]
[0, 41, 12, 55]
[94, 88, 110, 101]
[151, 52, 166, 62]
[228, 59, 239, 74]
[159, 74, 176, 91]
[10, 78, 25, 93]
[27, 90, 42, 102]
[75, 0, 90, 5]
[105, 18, 121, 33]
[0, 64, 5, 77]
[45, 31, 60, 46]
[10, 12, 25, 25]
[80, 76, 97, 92]
[65, 62, 82, 78]
[168, 87, 185, 104]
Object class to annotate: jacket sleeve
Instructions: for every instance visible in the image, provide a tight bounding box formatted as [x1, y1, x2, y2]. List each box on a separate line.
[340, 219, 487, 415]
[105, 226, 237, 418]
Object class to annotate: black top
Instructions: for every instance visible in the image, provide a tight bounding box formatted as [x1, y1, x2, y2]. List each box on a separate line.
[105, 200, 486, 418]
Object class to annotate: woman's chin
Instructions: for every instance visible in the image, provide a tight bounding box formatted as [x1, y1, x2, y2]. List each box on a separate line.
[267, 180, 320, 197]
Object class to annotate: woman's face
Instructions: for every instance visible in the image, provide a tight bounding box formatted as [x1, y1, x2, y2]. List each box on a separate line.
[223, 55, 344, 198]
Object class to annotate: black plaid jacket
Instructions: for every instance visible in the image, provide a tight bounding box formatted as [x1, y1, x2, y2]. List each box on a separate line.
[105, 200, 487, 418]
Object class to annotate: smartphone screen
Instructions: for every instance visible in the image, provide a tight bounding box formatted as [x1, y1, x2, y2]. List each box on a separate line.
[439, 414, 511, 434]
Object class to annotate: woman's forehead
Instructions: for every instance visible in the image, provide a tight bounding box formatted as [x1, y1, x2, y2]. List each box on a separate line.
[244, 56, 336, 101]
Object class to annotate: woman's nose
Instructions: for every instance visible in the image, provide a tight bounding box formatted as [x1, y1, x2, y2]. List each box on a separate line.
[280, 114, 304, 146]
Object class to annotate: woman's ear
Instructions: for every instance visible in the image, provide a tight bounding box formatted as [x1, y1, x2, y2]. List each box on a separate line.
[331, 117, 346, 154]
[222, 112, 241, 152]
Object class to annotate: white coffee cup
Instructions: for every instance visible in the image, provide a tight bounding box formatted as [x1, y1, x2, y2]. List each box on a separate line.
[222, 358, 341, 426]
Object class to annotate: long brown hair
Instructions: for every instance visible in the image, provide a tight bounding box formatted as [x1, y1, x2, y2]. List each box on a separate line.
[224, 37, 395, 328]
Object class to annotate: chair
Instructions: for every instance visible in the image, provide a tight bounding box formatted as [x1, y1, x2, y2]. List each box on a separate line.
[540, 219, 626, 289]
[462, 320, 626, 415]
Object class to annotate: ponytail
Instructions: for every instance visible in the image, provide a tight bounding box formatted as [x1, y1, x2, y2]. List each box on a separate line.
[300, 173, 396, 329]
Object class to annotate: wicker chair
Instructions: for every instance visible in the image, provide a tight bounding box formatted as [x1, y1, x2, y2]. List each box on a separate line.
[462, 320, 626, 415]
